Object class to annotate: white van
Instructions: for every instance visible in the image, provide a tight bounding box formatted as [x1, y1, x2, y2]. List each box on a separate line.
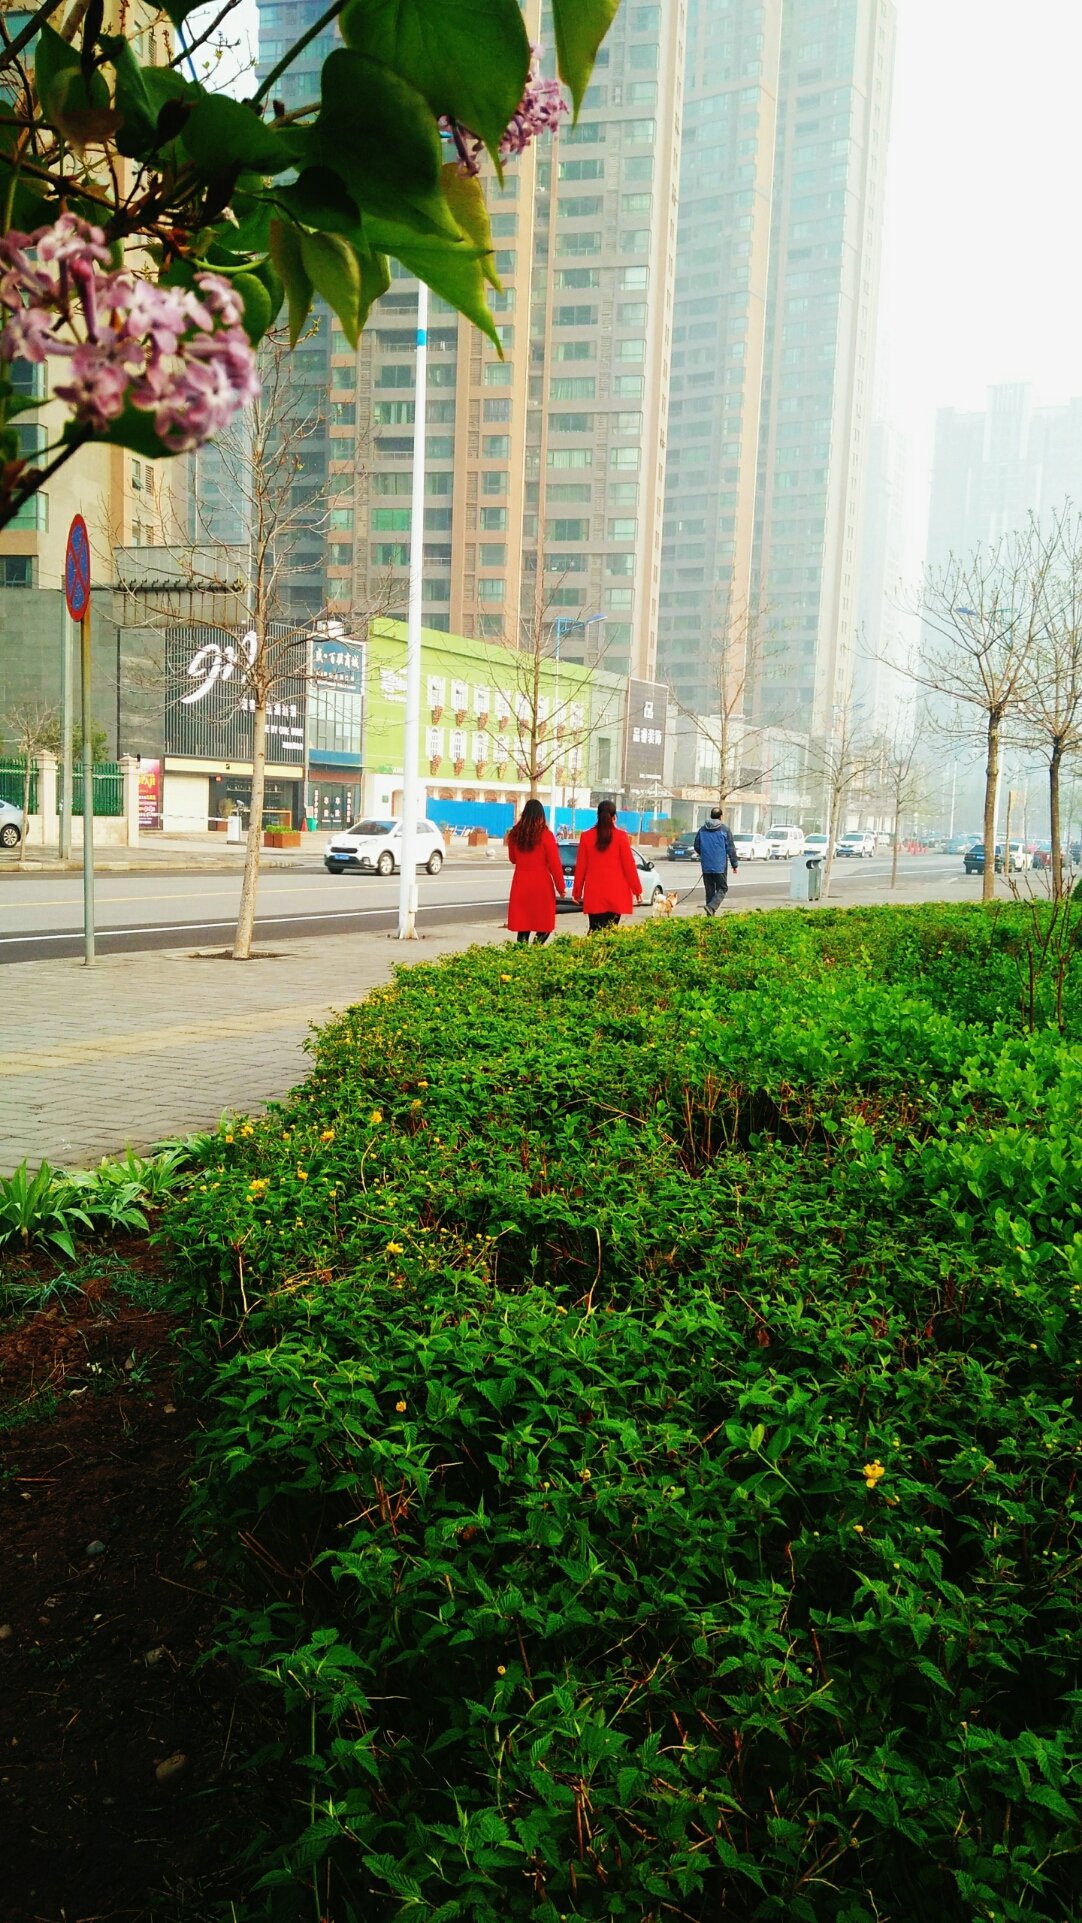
[765, 824, 804, 860]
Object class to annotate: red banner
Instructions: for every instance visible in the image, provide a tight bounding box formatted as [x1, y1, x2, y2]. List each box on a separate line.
[138, 759, 161, 829]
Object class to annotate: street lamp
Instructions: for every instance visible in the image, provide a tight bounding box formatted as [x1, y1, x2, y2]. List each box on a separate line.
[550, 613, 604, 823]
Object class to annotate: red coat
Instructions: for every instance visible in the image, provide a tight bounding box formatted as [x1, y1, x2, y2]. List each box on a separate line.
[573, 825, 642, 916]
[507, 826, 565, 932]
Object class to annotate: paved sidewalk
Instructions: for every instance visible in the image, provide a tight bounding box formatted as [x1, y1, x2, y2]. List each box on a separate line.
[1, 916, 509, 1171]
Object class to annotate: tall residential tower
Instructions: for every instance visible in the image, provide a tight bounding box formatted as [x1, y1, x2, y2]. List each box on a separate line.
[660, 0, 896, 736]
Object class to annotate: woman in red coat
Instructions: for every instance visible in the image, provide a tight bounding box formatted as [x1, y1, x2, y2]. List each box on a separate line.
[573, 799, 642, 932]
[507, 798, 565, 943]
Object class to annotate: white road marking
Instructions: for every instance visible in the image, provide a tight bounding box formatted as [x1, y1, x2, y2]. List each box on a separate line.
[0, 900, 510, 947]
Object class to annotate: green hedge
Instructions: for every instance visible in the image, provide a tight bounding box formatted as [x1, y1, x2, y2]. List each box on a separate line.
[166, 905, 1082, 1922]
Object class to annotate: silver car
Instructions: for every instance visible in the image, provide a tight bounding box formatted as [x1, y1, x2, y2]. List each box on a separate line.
[0, 798, 24, 848]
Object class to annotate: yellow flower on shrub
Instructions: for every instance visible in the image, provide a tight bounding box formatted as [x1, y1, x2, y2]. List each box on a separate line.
[248, 1177, 269, 1195]
[863, 1459, 885, 1490]
[296, 1169, 308, 1181]
[386, 1240, 404, 1255]
[395, 1399, 407, 1413]
[370, 1109, 383, 1125]
[240, 1123, 254, 1138]
[320, 1128, 335, 1143]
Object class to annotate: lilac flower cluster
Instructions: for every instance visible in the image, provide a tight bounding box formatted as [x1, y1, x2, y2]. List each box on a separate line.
[443, 47, 568, 176]
[0, 215, 260, 454]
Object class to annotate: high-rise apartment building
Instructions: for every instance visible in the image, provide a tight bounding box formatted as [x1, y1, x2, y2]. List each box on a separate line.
[926, 382, 1082, 573]
[660, 0, 896, 737]
[269, 0, 685, 683]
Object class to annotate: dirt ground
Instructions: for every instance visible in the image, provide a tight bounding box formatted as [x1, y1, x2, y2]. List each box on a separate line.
[0, 1239, 281, 1923]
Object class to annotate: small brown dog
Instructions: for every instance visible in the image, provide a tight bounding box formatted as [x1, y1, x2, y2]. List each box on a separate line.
[652, 889, 680, 918]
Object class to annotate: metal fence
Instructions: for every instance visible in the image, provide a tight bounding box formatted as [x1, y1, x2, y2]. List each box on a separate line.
[0, 757, 38, 813]
[69, 763, 123, 817]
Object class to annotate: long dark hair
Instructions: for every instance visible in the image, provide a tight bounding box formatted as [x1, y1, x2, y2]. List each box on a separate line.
[509, 797, 546, 852]
[595, 799, 618, 851]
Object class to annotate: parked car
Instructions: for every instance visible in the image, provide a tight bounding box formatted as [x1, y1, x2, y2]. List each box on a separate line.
[666, 831, 699, 861]
[963, 842, 1022, 875]
[945, 833, 979, 856]
[1004, 841, 1030, 872]
[0, 798, 24, 848]
[557, 840, 667, 911]
[731, 830, 769, 861]
[836, 831, 876, 857]
[765, 824, 804, 859]
[325, 817, 445, 876]
[802, 832, 831, 858]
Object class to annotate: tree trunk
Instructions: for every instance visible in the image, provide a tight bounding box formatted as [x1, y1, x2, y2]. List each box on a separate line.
[233, 699, 267, 960]
[890, 803, 900, 888]
[1049, 740, 1064, 900]
[821, 786, 839, 900]
[982, 714, 999, 903]
[19, 755, 30, 868]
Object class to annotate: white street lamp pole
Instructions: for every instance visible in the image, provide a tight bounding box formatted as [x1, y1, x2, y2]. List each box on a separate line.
[398, 280, 428, 939]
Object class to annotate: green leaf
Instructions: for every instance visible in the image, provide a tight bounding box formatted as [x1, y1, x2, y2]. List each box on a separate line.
[304, 49, 462, 241]
[364, 216, 496, 345]
[99, 36, 159, 157]
[32, 21, 79, 124]
[340, 0, 529, 163]
[356, 248, 392, 332]
[88, 407, 178, 461]
[442, 164, 501, 292]
[300, 231, 363, 347]
[275, 167, 360, 236]
[552, 0, 620, 117]
[234, 271, 275, 345]
[181, 95, 301, 177]
[268, 220, 314, 346]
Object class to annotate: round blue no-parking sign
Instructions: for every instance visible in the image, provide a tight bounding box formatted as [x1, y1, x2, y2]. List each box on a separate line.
[64, 514, 91, 622]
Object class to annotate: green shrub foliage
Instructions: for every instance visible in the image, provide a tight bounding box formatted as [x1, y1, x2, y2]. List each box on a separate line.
[165, 905, 1082, 1921]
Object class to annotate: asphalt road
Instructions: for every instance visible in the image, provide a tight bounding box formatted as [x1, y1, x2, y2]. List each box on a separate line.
[0, 853, 976, 964]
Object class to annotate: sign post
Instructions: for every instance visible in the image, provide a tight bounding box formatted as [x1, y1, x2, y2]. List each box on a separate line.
[65, 515, 94, 964]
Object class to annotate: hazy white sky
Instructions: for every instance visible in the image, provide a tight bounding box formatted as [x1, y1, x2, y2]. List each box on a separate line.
[879, 0, 1082, 424]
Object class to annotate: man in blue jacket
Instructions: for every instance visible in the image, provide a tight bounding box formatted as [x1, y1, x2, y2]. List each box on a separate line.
[693, 808, 739, 914]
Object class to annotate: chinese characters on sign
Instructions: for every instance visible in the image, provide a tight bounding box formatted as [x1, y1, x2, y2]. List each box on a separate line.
[164, 626, 306, 761]
[137, 759, 161, 828]
[623, 679, 668, 788]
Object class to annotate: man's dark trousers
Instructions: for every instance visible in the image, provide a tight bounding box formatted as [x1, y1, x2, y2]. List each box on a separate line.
[703, 872, 728, 913]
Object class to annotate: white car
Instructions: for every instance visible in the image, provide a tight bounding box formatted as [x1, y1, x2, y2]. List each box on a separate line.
[0, 798, 24, 848]
[765, 825, 804, 859]
[836, 831, 876, 858]
[731, 831, 769, 861]
[802, 832, 831, 858]
[325, 817, 445, 876]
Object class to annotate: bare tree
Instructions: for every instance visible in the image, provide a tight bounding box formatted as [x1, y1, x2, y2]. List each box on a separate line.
[482, 580, 621, 810]
[869, 706, 933, 888]
[1013, 506, 1082, 898]
[807, 698, 875, 900]
[666, 592, 768, 815]
[2, 701, 56, 867]
[910, 521, 1056, 901]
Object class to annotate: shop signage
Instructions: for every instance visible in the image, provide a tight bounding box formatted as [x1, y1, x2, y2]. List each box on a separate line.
[312, 637, 364, 690]
[165, 625, 306, 761]
[137, 758, 162, 828]
[623, 679, 668, 788]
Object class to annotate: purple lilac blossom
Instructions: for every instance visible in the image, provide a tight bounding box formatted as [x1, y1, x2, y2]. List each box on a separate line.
[442, 47, 568, 176]
[0, 215, 260, 453]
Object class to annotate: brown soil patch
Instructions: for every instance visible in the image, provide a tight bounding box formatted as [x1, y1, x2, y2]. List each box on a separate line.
[0, 1240, 282, 1922]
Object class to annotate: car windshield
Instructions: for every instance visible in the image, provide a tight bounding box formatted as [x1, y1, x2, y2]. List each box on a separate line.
[345, 820, 395, 837]
[806, 835, 827, 844]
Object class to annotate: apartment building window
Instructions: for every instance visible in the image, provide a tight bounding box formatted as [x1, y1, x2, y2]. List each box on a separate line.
[372, 542, 409, 564]
[612, 376, 644, 397]
[424, 508, 453, 530]
[555, 267, 600, 288]
[607, 554, 634, 576]
[426, 471, 453, 494]
[330, 507, 353, 529]
[374, 401, 414, 424]
[625, 118, 656, 142]
[478, 508, 506, 532]
[560, 159, 603, 181]
[553, 340, 595, 360]
[546, 552, 587, 572]
[605, 589, 633, 610]
[547, 483, 591, 502]
[9, 492, 48, 530]
[483, 434, 510, 458]
[610, 447, 640, 469]
[559, 194, 603, 217]
[427, 363, 457, 386]
[554, 305, 597, 326]
[608, 518, 636, 540]
[478, 579, 505, 602]
[332, 401, 356, 424]
[372, 508, 410, 530]
[490, 213, 517, 236]
[557, 232, 601, 256]
[615, 338, 645, 361]
[627, 83, 657, 105]
[550, 378, 596, 400]
[608, 483, 638, 504]
[549, 518, 589, 541]
[619, 266, 649, 290]
[427, 401, 456, 423]
[566, 121, 603, 143]
[483, 398, 513, 420]
[549, 412, 593, 432]
[1, 556, 34, 586]
[376, 365, 413, 387]
[482, 471, 508, 495]
[614, 411, 642, 433]
[372, 473, 410, 494]
[327, 543, 352, 568]
[480, 543, 506, 565]
[618, 302, 647, 325]
[428, 435, 455, 456]
[548, 449, 592, 468]
[631, 2, 660, 25]
[620, 230, 650, 253]
[484, 363, 513, 386]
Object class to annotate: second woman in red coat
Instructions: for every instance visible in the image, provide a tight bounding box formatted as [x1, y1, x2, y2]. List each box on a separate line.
[507, 798, 565, 943]
[573, 799, 642, 932]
